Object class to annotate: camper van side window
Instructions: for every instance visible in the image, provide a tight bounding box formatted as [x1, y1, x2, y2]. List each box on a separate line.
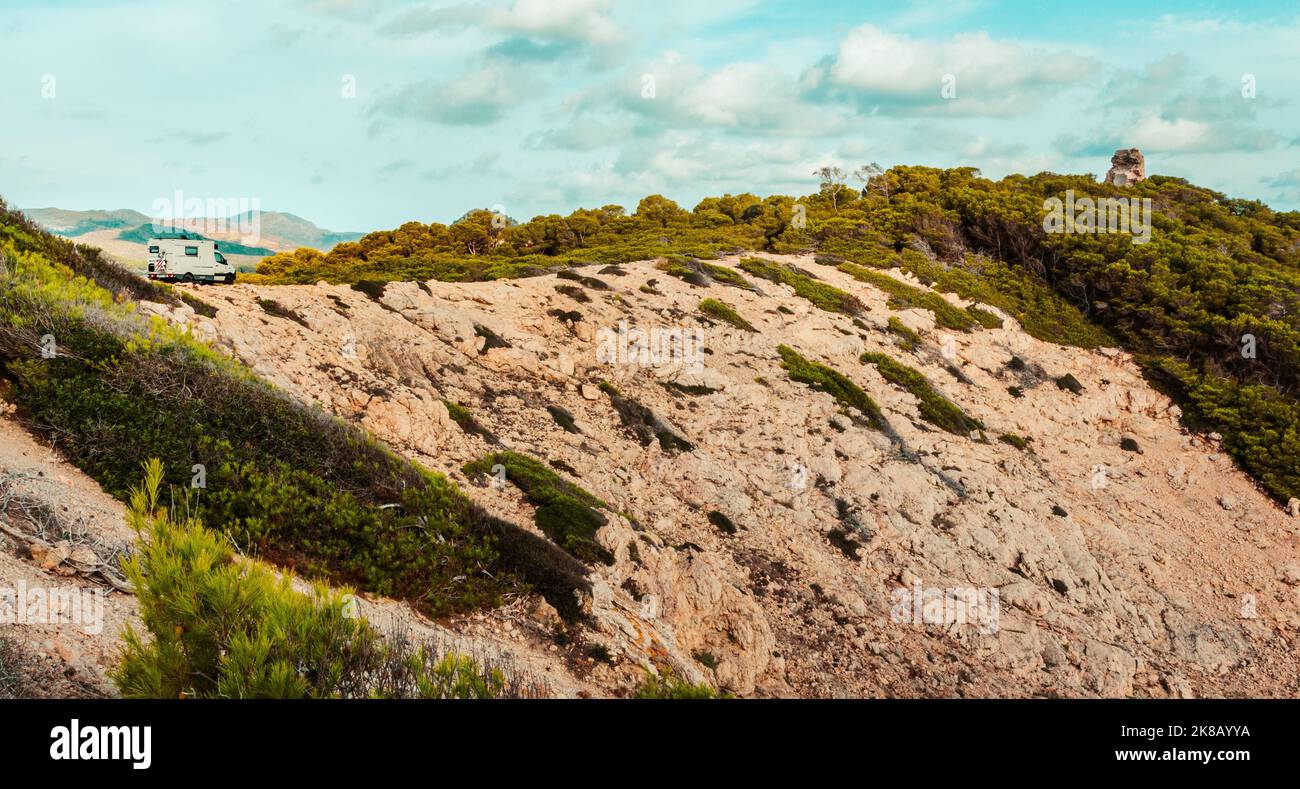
[185, 246, 199, 256]
[148, 246, 159, 254]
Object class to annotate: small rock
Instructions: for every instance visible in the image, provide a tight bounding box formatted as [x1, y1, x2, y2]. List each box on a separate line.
[1280, 561, 1300, 586]
[1287, 498, 1300, 518]
[1218, 495, 1238, 512]
[528, 597, 562, 629]
[580, 383, 600, 400]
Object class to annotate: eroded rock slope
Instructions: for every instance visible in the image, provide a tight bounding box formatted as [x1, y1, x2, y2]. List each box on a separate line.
[142, 254, 1300, 698]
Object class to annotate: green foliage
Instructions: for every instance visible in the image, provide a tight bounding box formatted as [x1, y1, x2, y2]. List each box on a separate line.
[699, 298, 755, 331]
[886, 316, 921, 350]
[837, 263, 975, 330]
[464, 451, 613, 565]
[113, 460, 506, 699]
[777, 345, 884, 428]
[966, 306, 1004, 329]
[633, 669, 726, 699]
[1144, 357, 1300, 502]
[740, 257, 863, 314]
[999, 433, 1030, 451]
[656, 256, 753, 289]
[443, 399, 491, 439]
[861, 352, 984, 435]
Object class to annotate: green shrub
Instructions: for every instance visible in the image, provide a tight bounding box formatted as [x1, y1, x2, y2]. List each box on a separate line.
[837, 263, 975, 330]
[999, 433, 1030, 451]
[777, 345, 884, 428]
[657, 256, 753, 289]
[966, 306, 1004, 329]
[464, 451, 613, 565]
[861, 352, 984, 435]
[740, 257, 863, 315]
[114, 460, 507, 699]
[886, 316, 922, 350]
[699, 298, 755, 331]
[443, 400, 498, 442]
[633, 669, 726, 699]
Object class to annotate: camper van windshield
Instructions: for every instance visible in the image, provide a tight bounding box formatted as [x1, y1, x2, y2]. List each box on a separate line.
[215, 253, 227, 264]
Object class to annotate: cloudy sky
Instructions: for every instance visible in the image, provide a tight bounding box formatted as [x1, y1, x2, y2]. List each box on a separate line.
[2, 0, 1299, 231]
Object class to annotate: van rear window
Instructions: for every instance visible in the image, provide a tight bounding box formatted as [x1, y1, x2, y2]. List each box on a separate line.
[185, 246, 199, 256]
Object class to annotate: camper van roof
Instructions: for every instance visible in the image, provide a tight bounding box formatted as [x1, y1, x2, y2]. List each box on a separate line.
[151, 231, 204, 241]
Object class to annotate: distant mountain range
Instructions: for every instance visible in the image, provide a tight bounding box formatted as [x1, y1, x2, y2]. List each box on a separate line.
[21, 207, 364, 269]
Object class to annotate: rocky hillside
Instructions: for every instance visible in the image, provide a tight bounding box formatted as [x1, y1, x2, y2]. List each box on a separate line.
[136, 255, 1300, 698]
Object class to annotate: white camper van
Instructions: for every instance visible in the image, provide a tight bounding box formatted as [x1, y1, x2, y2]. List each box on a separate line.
[146, 233, 237, 284]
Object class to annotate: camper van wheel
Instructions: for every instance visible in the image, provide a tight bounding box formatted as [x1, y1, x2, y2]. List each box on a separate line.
[183, 273, 195, 284]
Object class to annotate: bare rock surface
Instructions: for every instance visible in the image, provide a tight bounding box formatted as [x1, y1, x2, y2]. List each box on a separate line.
[136, 253, 1300, 698]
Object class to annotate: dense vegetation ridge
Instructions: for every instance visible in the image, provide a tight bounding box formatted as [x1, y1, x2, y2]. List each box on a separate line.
[253, 168, 1300, 504]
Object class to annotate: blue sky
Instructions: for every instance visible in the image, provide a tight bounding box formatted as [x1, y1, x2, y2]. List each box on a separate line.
[2, 0, 1299, 231]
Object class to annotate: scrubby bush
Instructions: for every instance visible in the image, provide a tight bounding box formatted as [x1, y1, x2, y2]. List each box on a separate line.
[861, 352, 984, 435]
[596, 381, 695, 453]
[464, 451, 613, 565]
[740, 257, 863, 315]
[837, 263, 975, 330]
[777, 345, 884, 428]
[114, 460, 508, 699]
[699, 298, 756, 331]
[886, 316, 922, 351]
[633, 669, 726, 699]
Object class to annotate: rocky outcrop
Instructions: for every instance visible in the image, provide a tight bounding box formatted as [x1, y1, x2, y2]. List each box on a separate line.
[1105, 148, 1146, 186]
[145, 254, 1300, 698]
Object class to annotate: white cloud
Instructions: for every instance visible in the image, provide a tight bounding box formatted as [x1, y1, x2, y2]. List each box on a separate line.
[371, 63, 531, 126]
[580, 52, 848, 136]
[807, 24, 1095, 117]
[383, 0, 621, 46]
[1128, 114, 1214, 152]
[485, 0, 621, 45]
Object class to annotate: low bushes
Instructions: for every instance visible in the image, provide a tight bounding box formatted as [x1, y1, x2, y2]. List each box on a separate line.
[740, 257, 863, 315]
[114, 461, 510, 699]
[777, 345, 884, 428]
[633, 669, 727, 699]
[837, 263, 975, 330]
[886, 316, 921, 350]
[861, 352, 984, 436]
[597, 381, 695, 453]
[464, 451, 614, 565]
[699, 298, 755, 332]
